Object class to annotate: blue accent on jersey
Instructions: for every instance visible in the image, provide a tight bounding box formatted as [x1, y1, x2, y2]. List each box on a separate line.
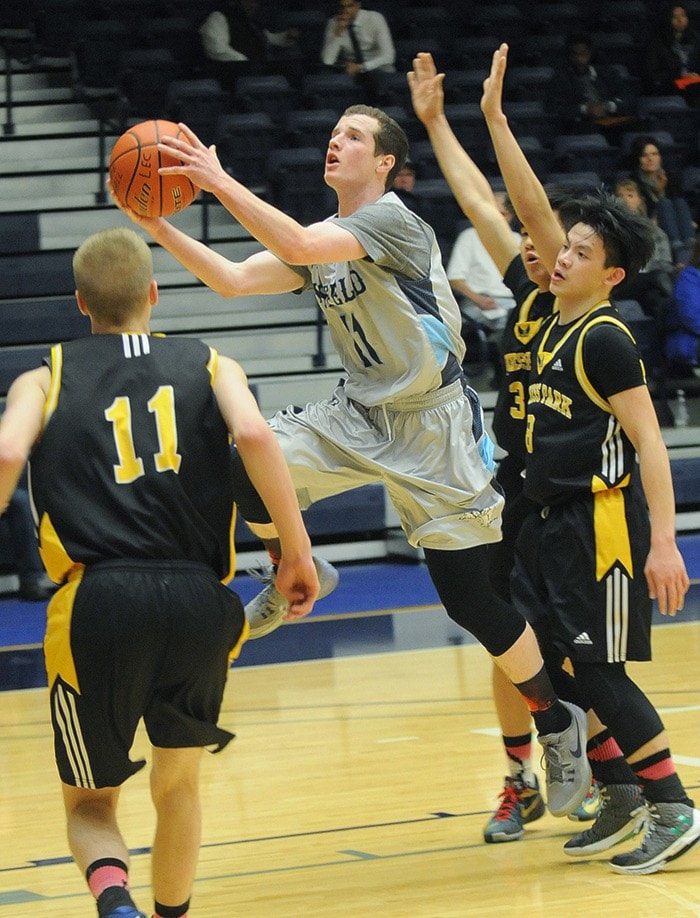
[421, 314, 454, 368]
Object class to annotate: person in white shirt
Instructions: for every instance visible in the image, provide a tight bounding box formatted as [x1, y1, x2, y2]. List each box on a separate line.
[447, 192, 520, 330]
[321, 0, 395, 101]
[199, 0, 301, 90]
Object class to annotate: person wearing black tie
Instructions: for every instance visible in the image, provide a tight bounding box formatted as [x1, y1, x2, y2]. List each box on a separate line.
[320, 0, 395, 102]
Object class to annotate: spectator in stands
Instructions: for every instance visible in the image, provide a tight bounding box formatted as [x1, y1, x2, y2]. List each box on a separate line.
[644, 3, 700, 101]
[446, 193, 520, 333]
[628, 135, 696, 264]
[391, 157, 417, 199]
[613, 177, 676, 318]
[545, 32, 637, 135]
[665, 233, 700, 370]
[1, 482, 56, 602]
[390, 158, 431, 220]
[199, 0, 302, 91]
[320, 0, 395, 103]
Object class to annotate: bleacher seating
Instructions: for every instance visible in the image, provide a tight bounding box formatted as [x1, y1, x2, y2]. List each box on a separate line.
[1, 0, 700, 575]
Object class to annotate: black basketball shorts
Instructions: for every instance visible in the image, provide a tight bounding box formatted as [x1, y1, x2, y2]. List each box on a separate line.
[510, 486, 653, 663]
[45, 559, 245, 788]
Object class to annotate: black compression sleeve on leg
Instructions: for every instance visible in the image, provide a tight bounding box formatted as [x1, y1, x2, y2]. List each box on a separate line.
[230, 445, 272, 524]
[424, 545, 526, 656]
[573, 661, 664, 756]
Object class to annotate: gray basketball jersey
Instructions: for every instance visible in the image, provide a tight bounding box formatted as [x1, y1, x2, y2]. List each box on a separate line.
[290, 193, 465, 406]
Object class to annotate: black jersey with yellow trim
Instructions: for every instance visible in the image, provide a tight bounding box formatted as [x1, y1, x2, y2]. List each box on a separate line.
[523, 302, 645, 506]
[29, 333, 236, 584]
[492, 257, 557, 460]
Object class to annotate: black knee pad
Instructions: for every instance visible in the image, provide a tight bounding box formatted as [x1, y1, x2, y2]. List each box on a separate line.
[573, 662, 665, 756]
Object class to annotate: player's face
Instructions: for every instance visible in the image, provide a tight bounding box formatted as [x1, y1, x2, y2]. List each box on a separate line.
[325, 114, 384, 189]
[519, 226, 551, 289]
[550, 223, 616, 301]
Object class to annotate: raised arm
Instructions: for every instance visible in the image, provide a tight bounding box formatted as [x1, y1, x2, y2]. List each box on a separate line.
[156, 124, 366, 265]
[213, 355, 319, 616]
[408, 52, 519, 277]
[480, 44, 564, 275]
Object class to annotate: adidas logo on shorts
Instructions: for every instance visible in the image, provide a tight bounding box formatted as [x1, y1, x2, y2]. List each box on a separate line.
[573, 631, 594, 645]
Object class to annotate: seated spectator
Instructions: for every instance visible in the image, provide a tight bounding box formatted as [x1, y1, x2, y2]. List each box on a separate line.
[1, 485, 56, 602]
[644, 3, 700, 102]
[320, 0, 395, 103]
[628, 134, 697, 263]
[391, 158, 428, 217]
[665, 233, 700, 370]
[446, 192, 520, 332]
[614, 177, 676, 318]
[199, 0, 302, 91]
[546, 32, 637, 135]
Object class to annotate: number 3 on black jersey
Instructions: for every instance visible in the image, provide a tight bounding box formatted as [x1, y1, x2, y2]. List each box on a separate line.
[508, 380, 526, 420]
[105, 386, 182, 484]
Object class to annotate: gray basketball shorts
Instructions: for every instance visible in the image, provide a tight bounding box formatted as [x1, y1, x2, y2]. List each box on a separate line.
[268, 381, 504, 550]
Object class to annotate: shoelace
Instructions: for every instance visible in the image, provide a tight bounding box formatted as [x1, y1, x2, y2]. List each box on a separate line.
[494, 784, 521, 821]
[540, 748, 574, 785]
[247, 563, 275, 586]
[640, 807, 662, 845]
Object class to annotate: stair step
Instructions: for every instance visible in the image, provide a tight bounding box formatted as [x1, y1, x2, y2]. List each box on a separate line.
[1, 101, 91, 124]
[0, 171, 106, 204]
[0, 132, 120, 170]
[0, 118, 102, 140]
[0, 85, 74, 105]
[37, 201, 250, 247]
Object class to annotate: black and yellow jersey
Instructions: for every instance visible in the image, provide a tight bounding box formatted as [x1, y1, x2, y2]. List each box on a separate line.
[29, 333, 236, 583]
[523, 302, 646, 506]
[492, 256, 557, 460]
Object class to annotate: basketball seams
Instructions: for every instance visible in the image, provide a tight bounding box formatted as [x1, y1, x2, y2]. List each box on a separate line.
[109, 119, 198, 217]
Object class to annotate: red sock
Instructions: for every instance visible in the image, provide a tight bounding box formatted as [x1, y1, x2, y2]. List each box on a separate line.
[86, 858, 130, 900]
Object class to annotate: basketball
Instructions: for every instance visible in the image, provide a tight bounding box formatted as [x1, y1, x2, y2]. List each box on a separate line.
[109, 119, 199, 217]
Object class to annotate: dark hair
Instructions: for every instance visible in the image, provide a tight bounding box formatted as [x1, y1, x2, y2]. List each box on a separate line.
[566, 32, 593, 52]
[343, 104, 409, 189]
[557, 187, 656, 279]
[628, 134, 662, 170]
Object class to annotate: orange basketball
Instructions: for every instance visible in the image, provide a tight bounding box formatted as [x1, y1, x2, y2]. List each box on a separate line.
[109, 119, 199, 217]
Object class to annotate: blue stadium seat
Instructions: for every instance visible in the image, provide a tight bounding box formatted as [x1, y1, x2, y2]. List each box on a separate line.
[266, 147, 332, 224]
[553, 133, 619, 184]
[165, 79, 230, 146]
[216, 112, 275, 187]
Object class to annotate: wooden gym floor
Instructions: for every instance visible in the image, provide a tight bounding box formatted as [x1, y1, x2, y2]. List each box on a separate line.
[0, 562, 699, 916]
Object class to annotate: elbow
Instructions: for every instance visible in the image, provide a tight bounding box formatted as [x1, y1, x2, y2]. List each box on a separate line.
[234, 418, 275, 454]
[0, 447, 28, 476]
[276, 231, 316, 266]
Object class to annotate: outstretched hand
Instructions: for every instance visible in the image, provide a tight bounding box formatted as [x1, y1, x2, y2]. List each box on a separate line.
[157, 122, 230, 195]
[407, 52, 446, 124]
[481, 43, 509, 123]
